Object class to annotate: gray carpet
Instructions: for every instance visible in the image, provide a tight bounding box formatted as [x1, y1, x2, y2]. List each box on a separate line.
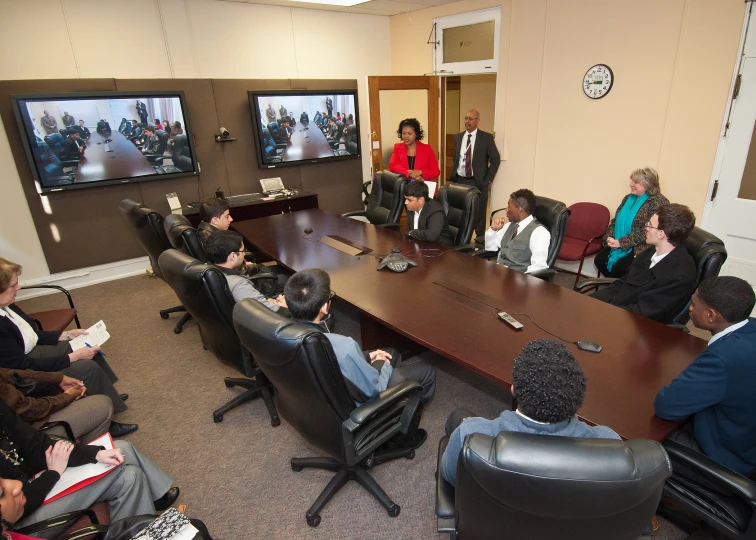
[17, 271, 695, 539]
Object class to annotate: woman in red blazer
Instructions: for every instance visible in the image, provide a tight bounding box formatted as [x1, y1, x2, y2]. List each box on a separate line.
[389, 118, 440, 182]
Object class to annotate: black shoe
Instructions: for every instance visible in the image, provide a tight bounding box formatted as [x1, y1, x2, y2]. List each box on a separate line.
[119, 393, 129, 402]
[154, 487, 180, 511]
[384, 428, 428, 452]
[109, 421, 138, 438]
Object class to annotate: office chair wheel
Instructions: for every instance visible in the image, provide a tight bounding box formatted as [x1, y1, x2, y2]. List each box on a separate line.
[291, 463, 303, 472]
[271, 416, 281, 427]
[405, 449, 415, 460]
[213, 413, 223, 423]
[387, 504, 400, 518]
[160, 312, 170, 320]
[306, 514, 321, 528]
[173, 325, 182, 334]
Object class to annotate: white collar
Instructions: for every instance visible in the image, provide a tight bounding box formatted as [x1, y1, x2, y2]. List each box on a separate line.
[0, 307, 9, 317]
[464, 128, 478, 139]
[515, 214, 534, 229]
[650, 250, 671, 266]
[515, 409, 550, 425]
[709, 319, 749, 346]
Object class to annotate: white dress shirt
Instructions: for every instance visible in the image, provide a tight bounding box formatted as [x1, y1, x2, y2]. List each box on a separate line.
[1, 307, 39, 354]
[649, 250, 671, 269]
[484, 214, 551, 274]
[708, 319, 749, 346]
[413, 204, 422, 230]
[457, 129, 477, 178]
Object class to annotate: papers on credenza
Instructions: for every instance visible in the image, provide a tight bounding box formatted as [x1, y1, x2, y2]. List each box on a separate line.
[424, 181, 437, 198]
[69, 320, 110, 351]
[41, 433, 117, 504]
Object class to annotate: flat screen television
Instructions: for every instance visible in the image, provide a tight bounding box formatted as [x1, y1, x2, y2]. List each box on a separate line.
[249, 90, 360, 168]
[11, 91, 198, 193]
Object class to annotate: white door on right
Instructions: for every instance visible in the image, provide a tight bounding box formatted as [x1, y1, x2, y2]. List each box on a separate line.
[702, 19, 756, 302]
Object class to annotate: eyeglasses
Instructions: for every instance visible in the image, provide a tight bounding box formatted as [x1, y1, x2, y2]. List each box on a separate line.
[463, 116, 479, 121]
[644, 221, 659, 230]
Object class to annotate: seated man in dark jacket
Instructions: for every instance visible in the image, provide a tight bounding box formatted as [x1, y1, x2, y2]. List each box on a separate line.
[403, 180, 453, 246]
[590, 203, 697, 323]
[655, 276, 756, 477]
[440, 338, 620, 486]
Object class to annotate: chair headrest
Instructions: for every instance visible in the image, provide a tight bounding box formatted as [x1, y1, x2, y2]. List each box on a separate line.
[534, 196, 568, 225]
[685, 226, 725, 256]
[444, 183, 478, 208]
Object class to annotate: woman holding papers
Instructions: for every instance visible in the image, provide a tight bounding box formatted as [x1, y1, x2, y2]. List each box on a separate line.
[0, 401, 179, 531]
[0, 259, 133, 437]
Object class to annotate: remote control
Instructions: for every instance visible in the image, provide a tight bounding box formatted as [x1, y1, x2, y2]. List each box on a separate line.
[497, 312, 524, 330]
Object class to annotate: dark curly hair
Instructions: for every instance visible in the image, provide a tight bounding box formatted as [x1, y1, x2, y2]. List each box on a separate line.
[512, 339, 586, 423]
[697, 276, 755, 323]
[510, 189, 537, 216]
[396, 118, 424, 141]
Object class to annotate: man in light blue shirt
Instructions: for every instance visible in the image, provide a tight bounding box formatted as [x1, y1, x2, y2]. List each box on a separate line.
[440, 339, 621, 486]
[284, 268, 436, 447]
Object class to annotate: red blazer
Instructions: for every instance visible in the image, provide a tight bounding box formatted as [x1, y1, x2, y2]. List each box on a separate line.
[389, 140, 440, 181]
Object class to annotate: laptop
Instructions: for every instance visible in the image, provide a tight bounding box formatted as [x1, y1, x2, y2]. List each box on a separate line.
[260, 177, 285, 194]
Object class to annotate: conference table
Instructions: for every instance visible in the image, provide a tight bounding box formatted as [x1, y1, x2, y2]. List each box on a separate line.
[233, 209, 707, 442]
[76, 131, 155, 183]
[283, 122, 334, 161]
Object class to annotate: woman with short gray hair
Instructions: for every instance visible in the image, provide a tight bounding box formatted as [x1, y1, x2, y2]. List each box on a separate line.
[594, 167, 669, 278]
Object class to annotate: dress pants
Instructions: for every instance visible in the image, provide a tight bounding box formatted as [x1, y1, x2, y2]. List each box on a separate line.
[365, 347, 436, 404]
[454, 179, 488, 248]
[45, 394, 113, 444]
[18, 440, 174, 538]
[26, 342, 127, 414]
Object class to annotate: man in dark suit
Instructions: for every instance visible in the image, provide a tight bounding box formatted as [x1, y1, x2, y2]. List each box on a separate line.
[404, 180, 453, 246]
[75, 120, 90, 140]
[325, 97, 333, 117]
[136, 100, 148, 125]
[655, 276, 756, 477]
[450, 109, 501, 249]
[41, 110, 57, 134]
[326, 117, 344, 149]
[62, 130, 85, 160]
[590, 203, 697, 323]
[62, 111, 75, 128]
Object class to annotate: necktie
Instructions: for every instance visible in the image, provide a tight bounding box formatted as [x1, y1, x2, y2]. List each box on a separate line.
[464, 134, 472, 177]
[511, 222, 519, 239]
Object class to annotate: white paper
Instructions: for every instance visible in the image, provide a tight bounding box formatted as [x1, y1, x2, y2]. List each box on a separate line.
[40, 433, 116, 502]
[69, 320, 110, 351]
[424, 181, 437, 199]
[372, 141, 380, 149]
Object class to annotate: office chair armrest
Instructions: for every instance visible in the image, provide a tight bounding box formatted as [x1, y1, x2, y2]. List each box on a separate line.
[342, 210, 367, 218]
[246, 272, 278, 283]
[663, 440, 756, 504]
[56, 524, 109, 540]
[528, 268, 557, 281]
[436, 435, 456, 522]
[376, 223, 401, 231]
[453, 244, 475, 253]
[666, 322, 690, 333]
[576, 277, 616, 292]
[15, 509, 99, 536]
[346, 380, 422, 427]
[39, 420, 76, 441]
[489, 207, 507, 225]
[471, 250, 498, 260]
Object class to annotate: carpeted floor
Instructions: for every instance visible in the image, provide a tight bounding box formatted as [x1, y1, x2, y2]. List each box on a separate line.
[16, 270, 697, 539]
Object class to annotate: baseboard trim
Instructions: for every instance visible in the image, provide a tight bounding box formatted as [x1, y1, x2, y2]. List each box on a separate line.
[17, 257, 150, 300]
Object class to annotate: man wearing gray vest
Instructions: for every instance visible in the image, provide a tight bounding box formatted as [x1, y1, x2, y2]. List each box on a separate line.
[485, 189, 550, 274]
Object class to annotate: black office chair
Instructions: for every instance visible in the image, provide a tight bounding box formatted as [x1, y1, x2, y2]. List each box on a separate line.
[267, 122, 288, 148]
[436, 431, 671, 540]
[329, 122, 345, 150]
[118, 199, 192, 334]
[473, 196, 570, 281]
[658, 440, 756, 539]
[144, 130, 170, 166]
[342, 170, 406, 230]
[164, 134, 193, 172]
[233, 299, 424, 527]
[32, 139, 77, 185]
[158, 249, 279, 425]
[345, 124, 358, 154]
[576, 226, 727, 329]
[163, 214, 210, 263]
[439, 184, 480, 252]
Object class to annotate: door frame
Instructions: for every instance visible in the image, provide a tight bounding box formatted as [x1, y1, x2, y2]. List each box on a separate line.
[367, 76, 439, 176]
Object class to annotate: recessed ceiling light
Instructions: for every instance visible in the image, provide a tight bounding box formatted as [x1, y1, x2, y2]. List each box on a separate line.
[289, 0, 370, 6]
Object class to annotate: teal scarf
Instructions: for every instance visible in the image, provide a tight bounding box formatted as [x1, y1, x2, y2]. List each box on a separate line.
[606, 193, 648, 271]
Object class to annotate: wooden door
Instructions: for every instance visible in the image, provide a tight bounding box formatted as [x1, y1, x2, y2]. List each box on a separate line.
[367, 76, 440, 177]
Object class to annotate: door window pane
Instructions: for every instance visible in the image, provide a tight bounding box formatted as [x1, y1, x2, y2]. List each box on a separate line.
[443, 21, 495, 64]
[738, 119, 756, 200]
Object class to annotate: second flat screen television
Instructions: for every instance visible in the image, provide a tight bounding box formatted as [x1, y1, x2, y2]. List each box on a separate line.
[249, 90, 359, 168]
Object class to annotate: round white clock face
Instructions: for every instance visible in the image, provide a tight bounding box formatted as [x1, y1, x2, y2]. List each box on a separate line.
[583, 64, 614, 99]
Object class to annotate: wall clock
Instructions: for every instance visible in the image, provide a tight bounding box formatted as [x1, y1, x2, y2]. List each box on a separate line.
[583, 64, 613, 99]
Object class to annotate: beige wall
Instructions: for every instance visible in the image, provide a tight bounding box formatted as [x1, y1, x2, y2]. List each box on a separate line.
[459, 74, 497, 133]
[379, 89, 429, 165]
[390, 0, 745, 220]
[0, 0, 391, 281]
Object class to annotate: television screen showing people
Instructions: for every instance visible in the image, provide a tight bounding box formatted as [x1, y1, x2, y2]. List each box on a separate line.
[250, 91, 359, 167]
[12, 93, 197, 192]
